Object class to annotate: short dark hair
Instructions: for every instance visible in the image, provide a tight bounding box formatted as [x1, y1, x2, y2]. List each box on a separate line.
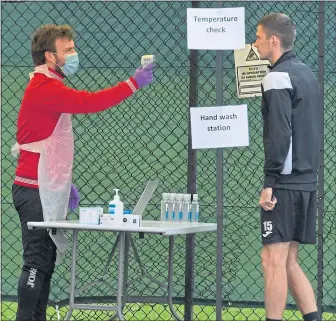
[31, 24, 74, 66]
[258, 13, 296, 50]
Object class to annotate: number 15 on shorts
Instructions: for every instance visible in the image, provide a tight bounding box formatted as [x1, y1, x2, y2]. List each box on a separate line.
[263, 221, 273, 237]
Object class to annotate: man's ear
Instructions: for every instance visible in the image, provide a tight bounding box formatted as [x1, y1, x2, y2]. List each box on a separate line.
[272, 35, 281, 47]
[269, 35, 276, 47]
[44, 51, 54, 63]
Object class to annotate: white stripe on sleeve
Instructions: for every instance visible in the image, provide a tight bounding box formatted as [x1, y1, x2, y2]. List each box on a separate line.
[262, 72, 293, 92]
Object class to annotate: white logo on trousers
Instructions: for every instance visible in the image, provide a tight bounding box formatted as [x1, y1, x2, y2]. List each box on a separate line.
[27, 268, 37, 288]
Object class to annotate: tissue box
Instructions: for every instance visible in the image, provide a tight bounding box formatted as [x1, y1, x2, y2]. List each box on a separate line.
[79, 207, 103, 225]
[122, 214, 140, 227]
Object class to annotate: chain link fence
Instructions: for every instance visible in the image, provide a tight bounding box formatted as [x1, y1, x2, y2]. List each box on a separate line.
[1, 1, 335, 320]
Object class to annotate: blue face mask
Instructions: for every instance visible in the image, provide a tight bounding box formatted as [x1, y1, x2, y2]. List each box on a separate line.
[61, 52, 79, 77]
[52, 52, 79, 77]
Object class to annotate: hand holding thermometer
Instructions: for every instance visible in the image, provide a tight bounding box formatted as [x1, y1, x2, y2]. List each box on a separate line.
[133, 55, 155, 88]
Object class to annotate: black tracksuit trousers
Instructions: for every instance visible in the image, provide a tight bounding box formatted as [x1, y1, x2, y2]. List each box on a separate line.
[12, 184, 57, 321]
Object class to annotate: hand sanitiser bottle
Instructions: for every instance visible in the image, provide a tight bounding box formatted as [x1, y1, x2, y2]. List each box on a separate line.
[191, 194, 199, 222]
[177, 194, 184, 221]
[184, 194, 192, 222]
[169, 193, 177, 221]
[161, 193, 169, 221]
[108, 189, 124, 225]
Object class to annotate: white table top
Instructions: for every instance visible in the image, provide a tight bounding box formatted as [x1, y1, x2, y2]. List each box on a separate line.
[27, 220, 217, 236]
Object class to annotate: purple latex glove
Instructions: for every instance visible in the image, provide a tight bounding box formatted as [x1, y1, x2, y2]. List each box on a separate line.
[69, 183, 80, 211]
[132, 63, 155, 88]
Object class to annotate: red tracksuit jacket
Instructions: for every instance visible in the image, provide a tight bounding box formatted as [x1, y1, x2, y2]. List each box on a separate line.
[14, 68, 139, 188]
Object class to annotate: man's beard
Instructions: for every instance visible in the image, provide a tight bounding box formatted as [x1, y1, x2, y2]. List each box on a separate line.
[54, 56, 66, 77]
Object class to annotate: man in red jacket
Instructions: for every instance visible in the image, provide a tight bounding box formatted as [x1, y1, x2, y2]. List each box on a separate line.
[12, 24, 154, 321]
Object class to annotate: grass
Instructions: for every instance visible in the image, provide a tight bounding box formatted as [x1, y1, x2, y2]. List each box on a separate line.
[2, 302, 336, 321]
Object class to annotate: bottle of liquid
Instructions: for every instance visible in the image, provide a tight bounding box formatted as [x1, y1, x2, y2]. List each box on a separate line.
[191, 194, 199, 222]
[177, 194, 184, 221]
[166, 193, 172, 221]
[169, 193, 177, 221]
[161, 193, 169, 221]
[108, 189, 124, 225]
[184, 194, 192, 222]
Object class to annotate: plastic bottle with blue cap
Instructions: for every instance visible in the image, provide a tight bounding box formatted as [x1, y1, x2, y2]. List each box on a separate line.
[108, 189, 124, 225]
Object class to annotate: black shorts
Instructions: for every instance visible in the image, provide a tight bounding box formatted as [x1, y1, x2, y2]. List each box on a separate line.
[260, 189, 317, 245]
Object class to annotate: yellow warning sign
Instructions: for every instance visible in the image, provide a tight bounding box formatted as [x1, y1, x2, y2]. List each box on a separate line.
[246, 47, 259, 61]
[234, 44, 270, 98]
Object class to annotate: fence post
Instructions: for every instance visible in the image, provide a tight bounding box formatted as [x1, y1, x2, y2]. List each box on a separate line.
[317, 0, 325, 316]
[184, 1, 199, 320]
[215, 1, 224, 319]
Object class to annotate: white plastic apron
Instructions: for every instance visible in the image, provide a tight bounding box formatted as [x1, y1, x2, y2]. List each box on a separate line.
[12, 64, 74, 264]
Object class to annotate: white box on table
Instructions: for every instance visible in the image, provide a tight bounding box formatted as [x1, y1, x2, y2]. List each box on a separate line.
[79, 207, 103, 225]
[99, 214, 140, 227]
[99, 214, 120, 225]
[122, 214, 140, 227]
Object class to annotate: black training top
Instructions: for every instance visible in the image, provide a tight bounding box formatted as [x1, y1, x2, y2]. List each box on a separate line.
[261, 51, 321, 191]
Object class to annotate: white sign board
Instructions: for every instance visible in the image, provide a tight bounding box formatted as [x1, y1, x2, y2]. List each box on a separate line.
[190, 105, 249, 149]
[187, 7, 245, 50]
[234, 44, 270, 98]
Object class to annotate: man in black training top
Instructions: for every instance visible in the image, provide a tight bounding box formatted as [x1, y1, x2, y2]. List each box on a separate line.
[254, 13, 321, 321]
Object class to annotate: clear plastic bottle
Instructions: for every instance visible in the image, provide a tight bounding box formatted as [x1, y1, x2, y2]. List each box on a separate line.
[170, 193, 177, 221]
[191, 194, 199, 222]
[184, 194, 192, 222]
[161, 193, 169, 221]
[177, 194, 184, 221]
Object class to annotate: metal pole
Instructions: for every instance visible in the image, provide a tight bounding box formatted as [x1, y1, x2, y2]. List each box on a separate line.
[215, 2, 224, 320]
[184, 1, 199, 320]
[317, 1, 325, 316]
[215, 54, 224, 321]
